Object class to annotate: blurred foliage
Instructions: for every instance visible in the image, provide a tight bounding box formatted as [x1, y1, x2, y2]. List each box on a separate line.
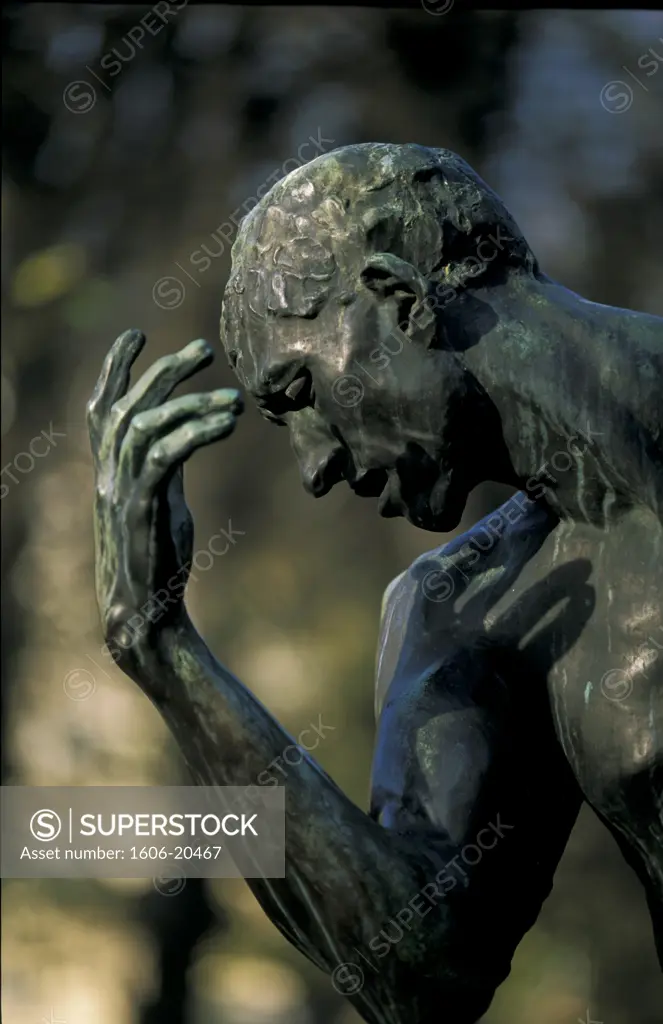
[2, 5, 663, 1024]
[11, 242, 87, 306]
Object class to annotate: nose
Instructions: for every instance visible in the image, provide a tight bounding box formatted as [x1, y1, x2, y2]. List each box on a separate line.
[301, 446, 348, 497]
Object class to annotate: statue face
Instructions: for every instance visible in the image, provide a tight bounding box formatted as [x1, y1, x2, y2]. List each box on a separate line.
[233, 284, 479, 533]
[223, 144, 535, 532]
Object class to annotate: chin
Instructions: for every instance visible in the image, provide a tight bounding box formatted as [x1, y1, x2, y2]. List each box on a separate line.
[376, 463, 469, 532]
[404, 504, 464, 533]
[379, 493, 464, 533]
[406, 476, 468, 533]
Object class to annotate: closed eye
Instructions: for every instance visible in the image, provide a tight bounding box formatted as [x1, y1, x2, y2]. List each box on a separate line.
[260, 409, 288, 427]
[285, 374, 311, 404]
[256, 369, 314, 425]
[268, 370, 314, 415]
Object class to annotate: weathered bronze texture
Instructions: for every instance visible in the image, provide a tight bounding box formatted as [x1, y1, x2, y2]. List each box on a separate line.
[88, 143, 662, 1023]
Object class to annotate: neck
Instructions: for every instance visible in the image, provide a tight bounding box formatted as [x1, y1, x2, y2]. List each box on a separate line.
[446, 271, 663, 525]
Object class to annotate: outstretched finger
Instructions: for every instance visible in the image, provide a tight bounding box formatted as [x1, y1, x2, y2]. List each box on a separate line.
[116, 388, 243, 491]
[112, 339, 215, 433]
[87, 329, 146, 439]
[122, 410, 239, 580]
[140, 410, 239, 494]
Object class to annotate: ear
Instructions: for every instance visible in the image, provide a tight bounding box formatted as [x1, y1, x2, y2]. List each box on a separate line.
[359, 253, 435, 340]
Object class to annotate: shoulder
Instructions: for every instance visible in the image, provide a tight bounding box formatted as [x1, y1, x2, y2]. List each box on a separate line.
[379, 491, 556, 626]
[373, 492, 557, 718]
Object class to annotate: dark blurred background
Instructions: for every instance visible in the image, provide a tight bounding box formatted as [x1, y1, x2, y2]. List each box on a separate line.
[2, 5, 663, 1024]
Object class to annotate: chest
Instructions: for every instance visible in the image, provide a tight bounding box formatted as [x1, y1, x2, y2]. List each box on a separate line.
[482, 508, 663, 796]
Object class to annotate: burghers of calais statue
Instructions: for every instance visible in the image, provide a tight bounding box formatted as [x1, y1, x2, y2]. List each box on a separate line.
[87, 143, 662, 1024]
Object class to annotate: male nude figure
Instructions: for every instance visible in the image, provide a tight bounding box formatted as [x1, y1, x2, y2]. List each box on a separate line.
[88, 143, 662, 1024]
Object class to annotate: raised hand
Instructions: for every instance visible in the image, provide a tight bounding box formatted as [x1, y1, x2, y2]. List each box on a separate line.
[87, 329, 243, 673]
[84, 335, 539, 1024]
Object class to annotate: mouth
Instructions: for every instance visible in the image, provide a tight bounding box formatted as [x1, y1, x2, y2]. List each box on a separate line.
[346, 460, 461, 531]
[377, 472, 403, 518]
[347, 467, 414, 519]
[376, 465, 460, 530]
[348, 467, 390, 498]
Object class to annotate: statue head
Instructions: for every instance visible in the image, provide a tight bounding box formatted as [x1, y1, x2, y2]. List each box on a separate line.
[220, 142, 539, 531]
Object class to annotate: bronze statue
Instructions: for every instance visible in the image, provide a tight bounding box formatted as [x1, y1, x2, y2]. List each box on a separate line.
[88, 143, 662, 1023]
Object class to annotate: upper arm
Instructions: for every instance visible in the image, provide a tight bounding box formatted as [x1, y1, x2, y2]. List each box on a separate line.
[374, 569, 409, 721]
[371, 559, 503, 844]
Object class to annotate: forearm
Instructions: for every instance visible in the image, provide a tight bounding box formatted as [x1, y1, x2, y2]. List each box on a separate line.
[87, 331, 503, 1024]
[122, 614, 342, 804]
[118, 616, 478, 1023]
